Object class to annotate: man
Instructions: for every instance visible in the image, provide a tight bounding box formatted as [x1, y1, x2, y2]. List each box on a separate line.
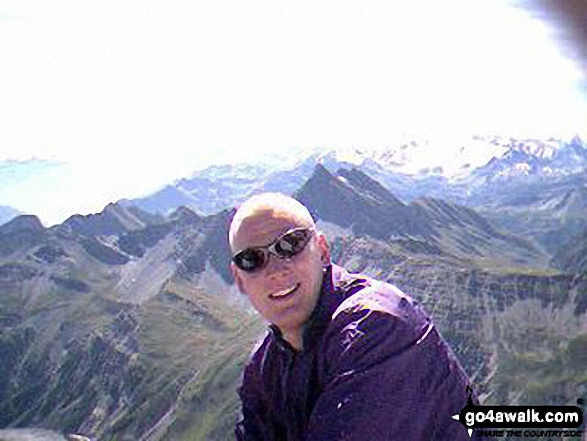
[230, 192, 478, 440]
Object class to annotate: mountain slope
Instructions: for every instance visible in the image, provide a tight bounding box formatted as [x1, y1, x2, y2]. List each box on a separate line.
[410, 197, 546, 267]
[0, 203, 263, 440]
[551, 227, 587, 275]
[472, 173, 587, 255]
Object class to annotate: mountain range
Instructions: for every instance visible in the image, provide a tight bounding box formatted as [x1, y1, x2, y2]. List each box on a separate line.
[126, 134, 587, 256]
[1, 136, 586, 440]
[125, 135, 587, 213]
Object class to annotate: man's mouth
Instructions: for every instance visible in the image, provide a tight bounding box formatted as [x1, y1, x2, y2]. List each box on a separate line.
[269, 283, 300, 301]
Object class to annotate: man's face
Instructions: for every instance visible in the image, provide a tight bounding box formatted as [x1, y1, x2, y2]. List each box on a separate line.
[231, 210, 329, 341]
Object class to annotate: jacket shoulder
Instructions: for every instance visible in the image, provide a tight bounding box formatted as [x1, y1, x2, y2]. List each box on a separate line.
[332, 275, 432, 334]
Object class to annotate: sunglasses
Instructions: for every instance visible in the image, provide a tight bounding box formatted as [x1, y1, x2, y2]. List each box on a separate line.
[232, 227, 315, 273]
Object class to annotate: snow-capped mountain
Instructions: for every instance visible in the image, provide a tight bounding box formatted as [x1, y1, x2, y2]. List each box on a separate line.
[316, 134, 587, 180]
[473, 135, 587, 179]
[304, 134, 510, 179]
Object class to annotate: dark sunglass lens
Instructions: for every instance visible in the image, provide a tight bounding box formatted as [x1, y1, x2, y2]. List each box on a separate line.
[274, 230, 309, 257]
[235, 249, 266, 272]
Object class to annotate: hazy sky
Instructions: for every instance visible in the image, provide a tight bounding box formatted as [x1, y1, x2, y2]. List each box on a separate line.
[1, 0, 586, 226]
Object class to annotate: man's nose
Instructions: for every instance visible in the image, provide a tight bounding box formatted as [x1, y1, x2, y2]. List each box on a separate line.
[264, 253, 293, 277]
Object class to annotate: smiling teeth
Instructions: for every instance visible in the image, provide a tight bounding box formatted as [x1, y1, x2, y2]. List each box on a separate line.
[271, 285, 297, 298]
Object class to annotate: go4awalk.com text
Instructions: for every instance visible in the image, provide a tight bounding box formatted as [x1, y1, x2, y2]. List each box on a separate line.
[452, 392, 584, 438]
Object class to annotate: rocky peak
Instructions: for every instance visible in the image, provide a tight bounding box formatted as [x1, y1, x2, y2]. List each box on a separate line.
[0, 215, 45, 236]
[568, 134, 585, 150]
[168, 206, 202, 225]
[551, 135, 587, 172]
[100, 202, 148, 229]
[176, 209, 234, 283]
[0, 215, 45, 256]
[295, 164, 366, 225]
[59, 202, 148, 237]
[296, 164, 427, 240]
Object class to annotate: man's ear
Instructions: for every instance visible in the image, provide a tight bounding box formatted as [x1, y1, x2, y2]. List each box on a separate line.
[231, 262, 247, 295]
[316, 234, 331, 265]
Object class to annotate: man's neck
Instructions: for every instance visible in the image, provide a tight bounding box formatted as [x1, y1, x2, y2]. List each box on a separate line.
[282, 329, 303, 351]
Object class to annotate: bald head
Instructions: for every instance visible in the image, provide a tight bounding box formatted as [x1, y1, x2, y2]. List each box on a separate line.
[229, 193, 315, 253]
[229, 193, 329, 349]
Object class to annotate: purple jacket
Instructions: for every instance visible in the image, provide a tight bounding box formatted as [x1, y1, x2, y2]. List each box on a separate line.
[236, 264, 478, 440]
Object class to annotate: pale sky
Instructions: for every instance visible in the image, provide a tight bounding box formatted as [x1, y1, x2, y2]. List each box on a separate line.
[1, 0, 586, 226]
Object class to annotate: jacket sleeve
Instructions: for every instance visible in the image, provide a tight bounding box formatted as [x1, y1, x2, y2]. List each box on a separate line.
[236, 378, 270, 441]
[305, 296, 477, 441]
